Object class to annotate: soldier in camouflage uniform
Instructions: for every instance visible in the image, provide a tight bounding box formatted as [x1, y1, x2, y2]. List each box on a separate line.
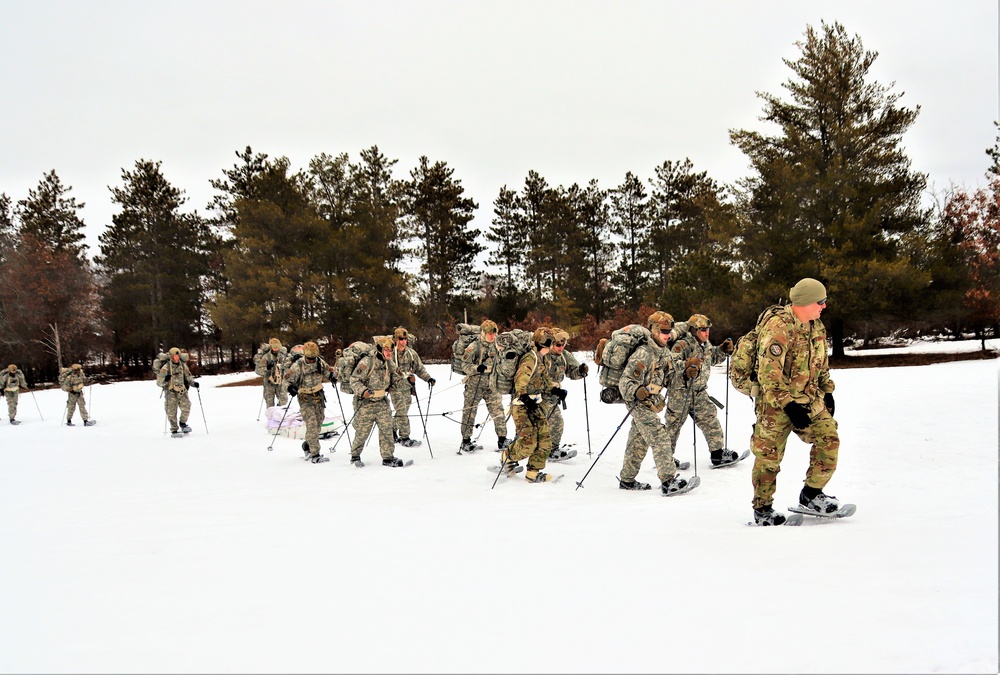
[349, 336, 407, 467]
[60, 363, 96, 427]
[156, 348, 197, 435]
[2, 364, 28, 424]
[499, 327, 565, 482]
[542, 328, 587, 461]
[255, 337, 289, 408]
[664, 314, 737, 467]
[387, 327, 436, 448]
[459, 319, 509, 452]
[751, 278, 841, 526]
[285, 341, 336, 463]
[617, 311, 691, 494]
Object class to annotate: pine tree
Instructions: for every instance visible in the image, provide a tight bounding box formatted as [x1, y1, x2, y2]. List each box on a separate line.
[15, 170, 89, 260]
[608, 172, 651, 310]
[402, 156, 481, 326]
[96, 160, 212, 362]
[730, 21, 930, 351]
[563, 180, 614, 323]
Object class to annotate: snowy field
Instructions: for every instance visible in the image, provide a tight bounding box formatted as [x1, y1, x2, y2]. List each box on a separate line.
[1, 340, 997, 674]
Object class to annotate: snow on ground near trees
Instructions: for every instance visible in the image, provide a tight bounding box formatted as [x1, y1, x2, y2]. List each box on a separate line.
[1, 341, 997, 674]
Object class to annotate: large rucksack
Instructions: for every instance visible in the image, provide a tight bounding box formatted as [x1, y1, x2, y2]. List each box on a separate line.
[730, 304, 786, 397]
[335, 340, 376, 394]
[490, 328, 534, 395]
[595, 324, 652, 403]
[451, 323, 482, 374]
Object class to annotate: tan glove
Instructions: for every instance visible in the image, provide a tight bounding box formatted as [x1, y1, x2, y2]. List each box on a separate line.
[684, 356, 703, 379]
[635, 386, 650, 400]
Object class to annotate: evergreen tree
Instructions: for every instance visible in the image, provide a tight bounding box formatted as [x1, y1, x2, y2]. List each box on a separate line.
[486, 186, 525, 294]
[208, 158, 327, 347]
[563, 180, 614, 324]
[608, 172, 652, 310]
[14, 170, 89, 260]
[96, 160, 212, 363]
[730, 21, 930, 351]
[402, 156, 481, 326]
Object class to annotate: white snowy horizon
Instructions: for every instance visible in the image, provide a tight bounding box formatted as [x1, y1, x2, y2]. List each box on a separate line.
[1, 339, 997, 674]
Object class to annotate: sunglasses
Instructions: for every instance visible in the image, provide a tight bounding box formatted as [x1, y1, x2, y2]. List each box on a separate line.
[554, 340, 567, 347]
[696, 327, 711, 332]
[818, 299, 827, 306]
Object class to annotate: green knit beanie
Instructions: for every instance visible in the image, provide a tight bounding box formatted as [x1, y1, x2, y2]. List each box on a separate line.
[789, 278, 827, 306]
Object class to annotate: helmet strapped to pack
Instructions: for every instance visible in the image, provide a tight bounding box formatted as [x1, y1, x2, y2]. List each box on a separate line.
[531, 327, 555, 349]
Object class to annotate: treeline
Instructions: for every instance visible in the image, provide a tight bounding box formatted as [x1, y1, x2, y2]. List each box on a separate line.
[1, 22, 998, 381]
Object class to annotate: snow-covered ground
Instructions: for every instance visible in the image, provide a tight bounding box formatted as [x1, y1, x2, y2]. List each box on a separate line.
[1, 340, 997, 674]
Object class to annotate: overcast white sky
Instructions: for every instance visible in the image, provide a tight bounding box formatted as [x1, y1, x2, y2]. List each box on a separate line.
[1, 0, 997, 258]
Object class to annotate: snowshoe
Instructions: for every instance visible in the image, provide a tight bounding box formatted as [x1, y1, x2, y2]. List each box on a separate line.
[170, 431, 184, 438]
[459, 439, 481, 453]
[350, 455, 364, 468]
[318, 430, 338, 439]
[751, 505, 804, 526]
[66, 421, 75, 427]
[497, 436, 514, 450]
[83, 420, 96, 427]
[180, 423, 192, 433]
[674, 457, 691, 471]
[524, 469, 558, 483]
[618, 477, 652, 491]
[9, 419, 20, 425]
[660, 474, 700, 496]
[309, 454, 330, 464]
[302, 441, 312, 460]
[798, 489, 840, 515]
[498, 450, 520, 476]
[398, 437, 421, 448]
[547, 447, 577, 462]
[710, 449, 742, 467]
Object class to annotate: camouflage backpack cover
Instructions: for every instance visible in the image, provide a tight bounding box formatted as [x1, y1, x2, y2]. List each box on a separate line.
[730, 304, 786, 397]
[335, 340, 376, 394]
[595, 324, 652, 403]
[451, 323, 482, 374]
[490, 328, 534, 395]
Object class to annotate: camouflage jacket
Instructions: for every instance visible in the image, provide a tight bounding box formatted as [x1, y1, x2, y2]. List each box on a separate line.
[285, 356, 331, 396]
[389, 345, 431, 392]
[756, 305, 835, 415]
[157, 361, 192, 393]
[513, 349, 555, 402]
[254, 347, 289, 385]
[668, 328, 727, 393]
[618, 339, 672, 406]
[461, 337, 499, 385]
[1, 369, 27, 392]
[349, 352, 393, 399]
[541, 350, 583, 403]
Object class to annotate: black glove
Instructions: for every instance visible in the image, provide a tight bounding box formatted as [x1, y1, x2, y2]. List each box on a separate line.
[518, 393, 540, 416]
[290, 353, 302, 363]
[328, 371, 338, 385]
[476, 363, 487, 374]
[720, 338, 734, 355]
[783, 402, 812, 429]
[287, 384, 298, 397]
[578, 363, 589, 376]
[549, 386, 567, 403]
[824, 392, 835, 416]
[267, 362, 274, 372]
[427, 377, 436, 386]
[191, 381, 199, 389]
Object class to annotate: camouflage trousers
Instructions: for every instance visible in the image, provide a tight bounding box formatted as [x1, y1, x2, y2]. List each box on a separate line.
[163, 388, 190, 431]
[461, 375, 507, 440]
[664, 388, 724, 455]
[262, 381, 288, 408]
[750, 400, 839, 509]
[509, 404, 552, 471]
[389, 387, 414, 439]
[620, 402, 676, 484]
[298, 391, 325, 457]
[5, 391, 19, 420]
[67, 390, 90, 423]
[351, 397, 395, 460]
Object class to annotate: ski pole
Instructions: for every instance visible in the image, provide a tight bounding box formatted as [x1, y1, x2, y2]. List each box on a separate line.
[688, 385, 698, 477]
[582, 374, 592, 457]
[575, 403, 636, 490]
[195, 385, 208, 434]
[256, 395, 265, 422]
[329, 401, 363, 453]
[267, 398, 295, 451]
[724, 355, 730, 452]
[29, 389, 44, 421]
[332, 382, 353, 446]
[412, 382, 433, 459]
